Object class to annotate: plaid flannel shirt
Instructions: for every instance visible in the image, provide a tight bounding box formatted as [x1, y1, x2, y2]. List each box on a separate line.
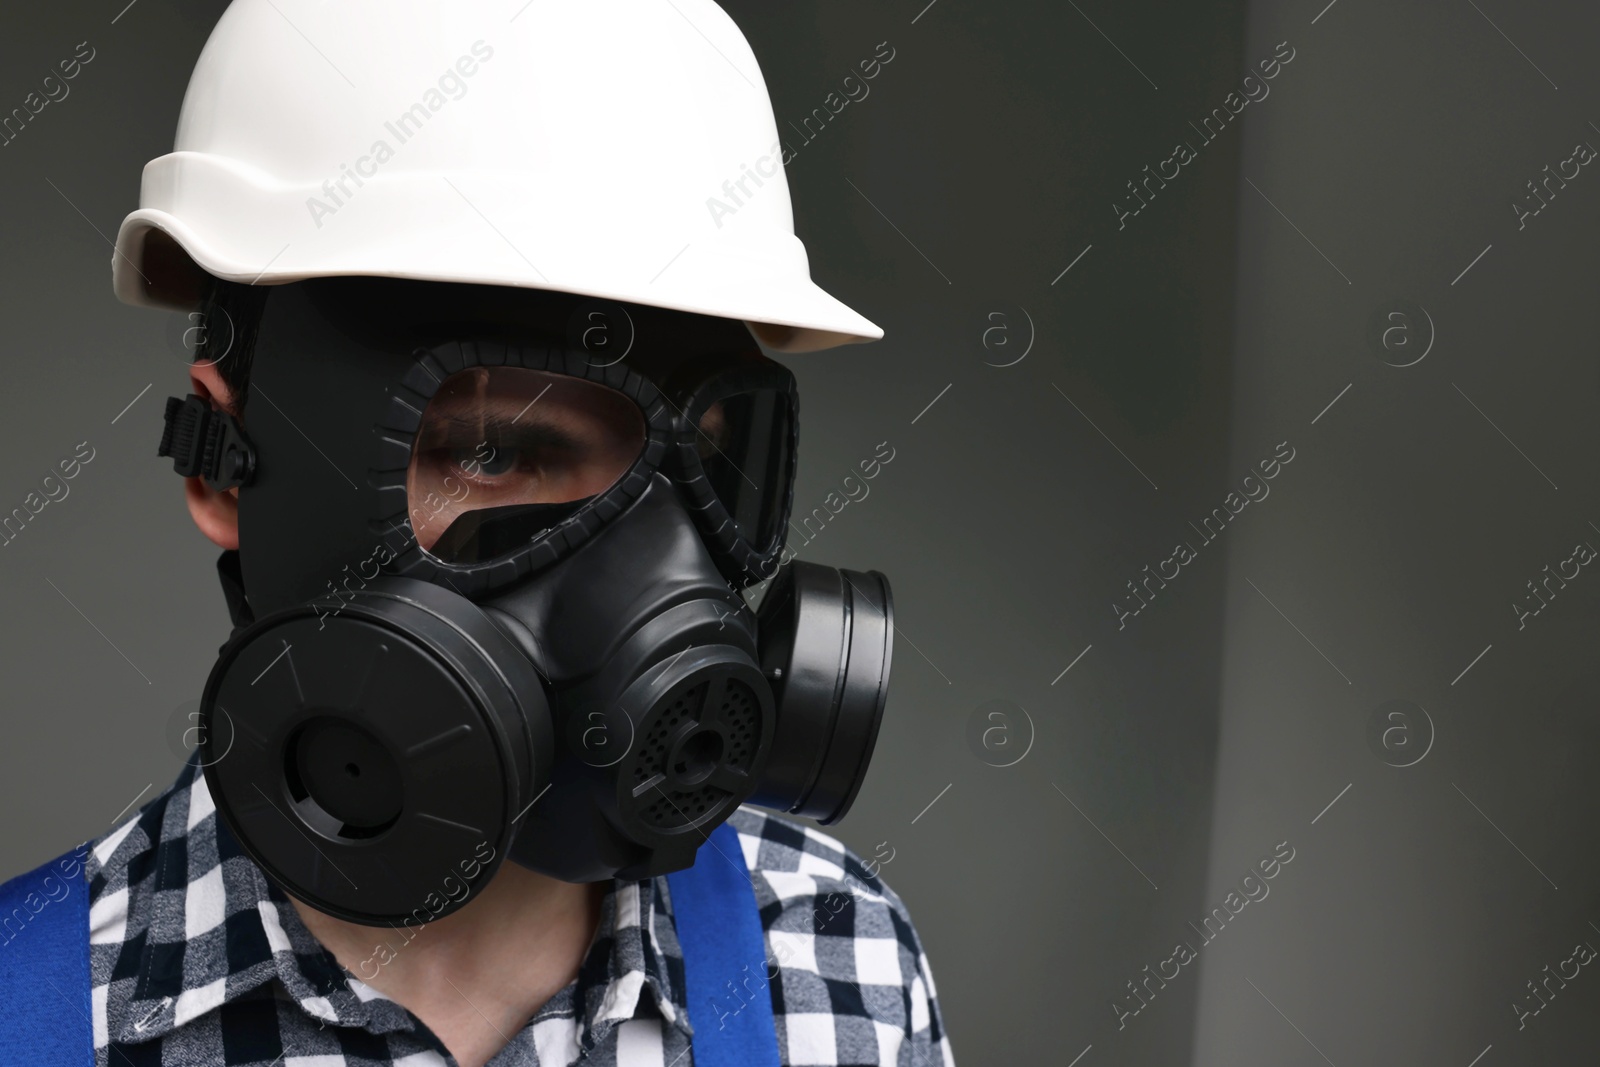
[77, 752, 954, 1066]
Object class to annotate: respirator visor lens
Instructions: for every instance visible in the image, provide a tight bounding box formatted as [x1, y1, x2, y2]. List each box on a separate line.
[695, 388, 791, 552]
[407, 366, 646, 563]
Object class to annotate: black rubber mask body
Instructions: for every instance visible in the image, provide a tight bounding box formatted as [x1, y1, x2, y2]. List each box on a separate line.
[191, 280, 892, 927]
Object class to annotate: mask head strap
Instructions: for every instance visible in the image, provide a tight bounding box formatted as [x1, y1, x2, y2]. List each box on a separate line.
[216, 549, 255, 632]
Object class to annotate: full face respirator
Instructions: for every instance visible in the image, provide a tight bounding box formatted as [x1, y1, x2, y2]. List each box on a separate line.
[159, 279, 893, 926]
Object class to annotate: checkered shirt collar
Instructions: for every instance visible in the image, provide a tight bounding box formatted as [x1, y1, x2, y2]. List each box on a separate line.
[88, 751, 694, 1052]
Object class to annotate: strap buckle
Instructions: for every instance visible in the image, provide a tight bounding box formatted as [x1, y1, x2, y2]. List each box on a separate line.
[157, 395, 257, 492]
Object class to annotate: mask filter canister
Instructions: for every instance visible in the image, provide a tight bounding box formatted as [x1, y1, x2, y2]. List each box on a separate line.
[749, 561, 893, 824]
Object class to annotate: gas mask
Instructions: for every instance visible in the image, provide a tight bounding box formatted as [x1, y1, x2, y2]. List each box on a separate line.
[160, 279, 893, 926]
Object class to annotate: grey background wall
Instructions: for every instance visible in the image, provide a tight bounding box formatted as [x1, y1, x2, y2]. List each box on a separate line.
[0, 1, 1595, 1065]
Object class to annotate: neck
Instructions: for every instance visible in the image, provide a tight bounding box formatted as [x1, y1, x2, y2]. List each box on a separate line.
[288, 863, 605, 1067]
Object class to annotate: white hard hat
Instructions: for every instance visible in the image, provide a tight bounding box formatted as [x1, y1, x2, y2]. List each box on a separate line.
[112, 0, 883, 353]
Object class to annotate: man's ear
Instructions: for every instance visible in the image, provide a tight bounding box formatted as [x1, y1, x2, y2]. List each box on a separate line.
[184, 361, 241, 551]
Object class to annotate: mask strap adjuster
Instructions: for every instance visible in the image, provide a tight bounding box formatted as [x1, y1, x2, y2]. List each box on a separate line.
[157, 394, 257, 492]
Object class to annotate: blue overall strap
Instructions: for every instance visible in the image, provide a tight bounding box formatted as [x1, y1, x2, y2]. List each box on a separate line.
[666, 820, 782, 1067]
[0, 843, 95, 1066]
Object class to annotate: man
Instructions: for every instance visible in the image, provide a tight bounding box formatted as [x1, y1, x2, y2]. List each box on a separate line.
[0, 2, 953, 1066]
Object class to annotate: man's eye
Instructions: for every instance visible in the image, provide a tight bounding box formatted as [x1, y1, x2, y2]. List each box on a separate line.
[463, 446, 519, 477]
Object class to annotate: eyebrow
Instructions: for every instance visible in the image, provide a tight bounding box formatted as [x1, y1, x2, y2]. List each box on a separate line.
[422, 413, 585, 453]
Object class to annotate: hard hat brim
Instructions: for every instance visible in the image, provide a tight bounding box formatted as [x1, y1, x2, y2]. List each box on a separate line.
[113, 193, 884, 355]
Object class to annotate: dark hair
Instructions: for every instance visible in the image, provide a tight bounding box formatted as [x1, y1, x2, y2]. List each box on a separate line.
[197, 276, 270, 417]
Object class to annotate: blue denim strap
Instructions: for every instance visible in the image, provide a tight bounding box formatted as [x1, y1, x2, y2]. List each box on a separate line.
[666, 820, 783, 1067]
[0, 843, 94, 1066]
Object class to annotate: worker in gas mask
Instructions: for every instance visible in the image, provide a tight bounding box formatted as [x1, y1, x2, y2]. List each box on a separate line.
[0, 3, 953, 1066]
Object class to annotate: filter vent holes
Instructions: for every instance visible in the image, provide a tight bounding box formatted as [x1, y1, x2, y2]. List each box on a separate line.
[722, 680, 759, 768]
[630, 677, 762, 829]
[632, 685, 704, 785]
